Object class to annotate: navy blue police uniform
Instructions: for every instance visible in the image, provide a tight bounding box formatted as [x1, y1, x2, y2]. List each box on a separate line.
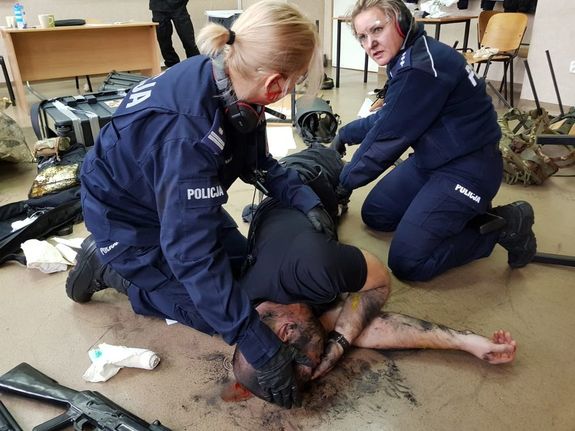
[240, 199, 367, 314]
[80, 56, 321, 368]
[338, 24, 503, 281]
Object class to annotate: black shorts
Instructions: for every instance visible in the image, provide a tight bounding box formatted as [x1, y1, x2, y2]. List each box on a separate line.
[240, 205, 367, 311]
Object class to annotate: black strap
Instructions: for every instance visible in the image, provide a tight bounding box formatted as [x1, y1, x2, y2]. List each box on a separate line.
[29, 100, 52, 140]
[328, 330, 351, 352]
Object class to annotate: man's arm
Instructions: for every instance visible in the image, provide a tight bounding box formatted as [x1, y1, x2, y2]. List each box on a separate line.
[312, 249, 390, 378]
[351, 312, 517, 365]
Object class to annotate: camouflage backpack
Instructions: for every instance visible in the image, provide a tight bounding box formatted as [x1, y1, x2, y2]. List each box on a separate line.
[0, 98, 34, 163]
[498, 108, 559, 185]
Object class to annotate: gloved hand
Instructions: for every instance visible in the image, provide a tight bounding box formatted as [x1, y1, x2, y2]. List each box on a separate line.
[306, 205, 336, 239]
[255, 344, 312, 409]
[335, 184, 352, 206]
[329, 134, 347, 156]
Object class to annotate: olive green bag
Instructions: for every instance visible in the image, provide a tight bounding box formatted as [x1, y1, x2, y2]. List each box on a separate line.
[498, 108, 559, 185]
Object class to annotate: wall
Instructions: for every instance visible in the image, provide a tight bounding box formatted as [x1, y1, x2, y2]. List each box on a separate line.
[0, 0, 572, 107]
[519, 0, 575, 108]
[0, 0, 237, 74]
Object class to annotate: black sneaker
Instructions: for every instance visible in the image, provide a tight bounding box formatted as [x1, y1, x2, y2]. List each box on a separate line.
[493, 201, 537, 268]
[65, 235, 107, 303]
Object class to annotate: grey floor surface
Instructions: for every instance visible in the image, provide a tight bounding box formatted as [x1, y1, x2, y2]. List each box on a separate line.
[0, 68, 574, 430]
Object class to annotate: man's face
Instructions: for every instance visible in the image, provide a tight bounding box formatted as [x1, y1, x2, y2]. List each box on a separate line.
[354, 7, 405, 66]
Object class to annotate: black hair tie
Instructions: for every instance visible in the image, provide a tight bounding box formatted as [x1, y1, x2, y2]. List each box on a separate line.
[226, 30, 236, 45]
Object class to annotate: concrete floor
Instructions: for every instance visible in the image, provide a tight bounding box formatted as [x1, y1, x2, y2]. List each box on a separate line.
[0, 68, 574, 430]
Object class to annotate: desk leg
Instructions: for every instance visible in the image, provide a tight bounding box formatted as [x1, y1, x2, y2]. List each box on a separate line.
[463, 20, 470, 51]
[435, 24, 441, 40]
[336, 19, 342, 88]
[363, 53, 368, 83]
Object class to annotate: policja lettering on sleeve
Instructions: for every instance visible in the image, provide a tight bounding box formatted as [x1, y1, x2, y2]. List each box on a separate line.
[181, 178, 227, 208]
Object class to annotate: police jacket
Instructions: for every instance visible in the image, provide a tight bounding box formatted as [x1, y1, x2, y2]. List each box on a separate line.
[81, 56, 321, 368]
[339, 24, 501, 191]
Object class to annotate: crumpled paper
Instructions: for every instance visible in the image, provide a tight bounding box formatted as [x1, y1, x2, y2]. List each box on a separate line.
[420, 0, 457, 18]
[83, 343, 161, 383]
[20, 236, 84, 273]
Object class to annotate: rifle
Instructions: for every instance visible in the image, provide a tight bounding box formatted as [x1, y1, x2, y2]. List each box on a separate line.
[0, 363, 171, 431]
[0, 400, 22, 431]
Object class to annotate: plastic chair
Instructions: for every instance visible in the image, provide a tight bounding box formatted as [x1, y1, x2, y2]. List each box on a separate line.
[464, 12, 528, 107]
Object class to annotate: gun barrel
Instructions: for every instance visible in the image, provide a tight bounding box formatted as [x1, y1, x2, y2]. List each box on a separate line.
[0, 363, 78, 405]
[0, 400, 22, 431]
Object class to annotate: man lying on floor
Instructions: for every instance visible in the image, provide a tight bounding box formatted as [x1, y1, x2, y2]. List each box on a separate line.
[232, 187, 517, 403]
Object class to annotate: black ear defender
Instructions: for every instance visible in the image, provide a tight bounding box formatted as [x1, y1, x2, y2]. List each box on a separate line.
[392, 0, 415, 38]
[212, 54, 263, 134]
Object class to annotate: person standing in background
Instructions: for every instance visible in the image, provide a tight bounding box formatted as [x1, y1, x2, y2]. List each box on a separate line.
[150, 0, 200, 67]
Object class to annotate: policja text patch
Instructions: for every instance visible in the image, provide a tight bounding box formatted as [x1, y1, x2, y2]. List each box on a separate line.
[180, 178, 228, 208]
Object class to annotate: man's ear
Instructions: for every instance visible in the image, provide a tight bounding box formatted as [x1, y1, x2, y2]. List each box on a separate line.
[277, 321, 299, 343]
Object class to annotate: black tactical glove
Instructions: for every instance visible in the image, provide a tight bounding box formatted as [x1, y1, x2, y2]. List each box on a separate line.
[329, 134, 347, 156]
[335, 183, 352, 206]
[255, 344, 312, 409]
[306, 205, 336, 239]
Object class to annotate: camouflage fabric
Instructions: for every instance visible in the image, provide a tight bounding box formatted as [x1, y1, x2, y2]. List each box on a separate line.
[28, 163, 80, 198]
[498, 108, 559, 185]
[545, 107, 575, 168]
[0, 98, 34, 163]
[34, 136, 71, 159]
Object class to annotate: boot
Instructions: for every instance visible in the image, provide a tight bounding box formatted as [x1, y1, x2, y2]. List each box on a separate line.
[66, 235, 130, 303]
[321, 73, 334, 90]
[492, 201, 537, 268]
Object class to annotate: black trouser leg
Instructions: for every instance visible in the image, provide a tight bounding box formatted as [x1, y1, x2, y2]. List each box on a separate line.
[152, 10, 180, 67]
[172, 6, 200, 58]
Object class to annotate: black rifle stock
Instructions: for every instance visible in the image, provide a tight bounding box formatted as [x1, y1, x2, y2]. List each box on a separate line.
[0, 363, 171, 431]
[0, 400, 22, 431]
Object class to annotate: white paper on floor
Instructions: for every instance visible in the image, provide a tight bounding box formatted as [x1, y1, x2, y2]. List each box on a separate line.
[83, 343, 161, 382]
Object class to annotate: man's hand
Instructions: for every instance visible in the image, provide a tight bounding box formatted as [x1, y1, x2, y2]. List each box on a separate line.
[329, 134, 347, 156]
[255, 344, 312, 409]
[311, 339, 345, 380]
[335, 184, 352, 206]
[306, 205, 336, 239]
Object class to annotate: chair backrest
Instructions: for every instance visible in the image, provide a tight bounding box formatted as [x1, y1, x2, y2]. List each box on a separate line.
[480, 12, 528, 54]
[477, 10, 502, 47]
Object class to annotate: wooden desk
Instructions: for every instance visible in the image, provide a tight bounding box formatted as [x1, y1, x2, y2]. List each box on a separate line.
[417, 15, 477, 51]
[0, 23, 162, 114]
[333, 15, 477, 88]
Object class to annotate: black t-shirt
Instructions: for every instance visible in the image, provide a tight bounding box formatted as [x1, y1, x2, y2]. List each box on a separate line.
[240, 204, 367, 311]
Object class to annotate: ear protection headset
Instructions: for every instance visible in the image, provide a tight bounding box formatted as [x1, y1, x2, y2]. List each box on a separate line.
[391, 0, 415, 39]
[212, 54, 263, 134]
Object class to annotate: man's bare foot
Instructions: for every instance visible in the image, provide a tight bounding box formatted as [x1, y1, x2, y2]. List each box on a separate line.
[463, 330, 517, 364]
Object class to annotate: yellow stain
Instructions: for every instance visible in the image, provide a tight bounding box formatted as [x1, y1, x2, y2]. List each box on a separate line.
[350, 293, 361, 311]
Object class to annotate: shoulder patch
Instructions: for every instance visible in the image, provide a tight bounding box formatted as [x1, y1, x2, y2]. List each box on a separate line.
[200, 110, 227, 154]
[390, 48, 412, 77]
[180, 177, 228, 208]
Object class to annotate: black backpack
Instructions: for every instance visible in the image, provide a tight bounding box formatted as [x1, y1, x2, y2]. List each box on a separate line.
[278, 143, 345, 222]
[0, 187, 83, 265]
[0, 143, 86, 265]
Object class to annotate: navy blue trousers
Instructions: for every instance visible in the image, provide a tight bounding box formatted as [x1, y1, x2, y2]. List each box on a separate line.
[361, 145, 503, 281]
[108, 213, 247, 335]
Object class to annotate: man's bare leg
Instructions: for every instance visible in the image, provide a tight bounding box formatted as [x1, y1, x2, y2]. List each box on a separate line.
[319, 311, 516, 366]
